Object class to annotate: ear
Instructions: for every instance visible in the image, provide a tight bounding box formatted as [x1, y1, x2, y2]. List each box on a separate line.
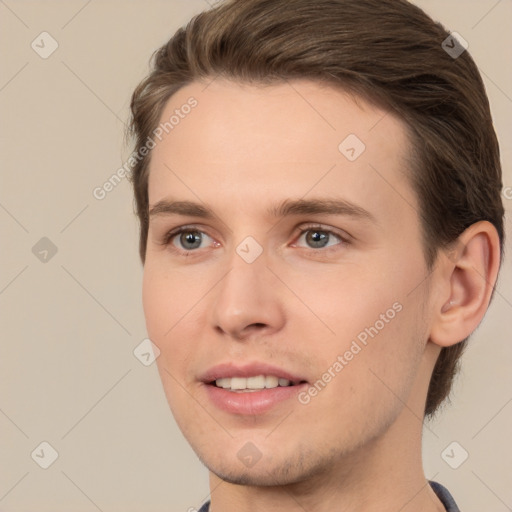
[429, 221, 501, 348]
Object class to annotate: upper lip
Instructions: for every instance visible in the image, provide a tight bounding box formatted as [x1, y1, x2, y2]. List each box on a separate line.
[200, 362, 308, 385]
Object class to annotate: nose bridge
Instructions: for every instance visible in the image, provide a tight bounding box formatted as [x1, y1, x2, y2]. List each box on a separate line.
[210, 238, 284, 338]
[218, 240, 269, 312]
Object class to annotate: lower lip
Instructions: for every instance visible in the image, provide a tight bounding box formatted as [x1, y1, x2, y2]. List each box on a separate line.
[203, 383, 308, 415]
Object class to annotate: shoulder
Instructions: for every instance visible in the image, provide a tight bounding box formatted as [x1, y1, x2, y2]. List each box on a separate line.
[430, 481, 461, 512]
[197, 501, 210, 512]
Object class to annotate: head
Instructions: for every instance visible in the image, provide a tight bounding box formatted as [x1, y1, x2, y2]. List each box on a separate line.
[127, 0, 504, 486]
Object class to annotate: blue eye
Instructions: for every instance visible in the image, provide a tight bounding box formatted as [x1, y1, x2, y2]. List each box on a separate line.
[176, 230, 203, 250]
[162, 224, 348, 257]
[165, 228, 214, 252]
[296, 228, 344, 249]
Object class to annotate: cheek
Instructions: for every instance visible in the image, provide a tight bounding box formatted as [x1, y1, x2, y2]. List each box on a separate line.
[294, 254, 427, 388]
[143, 266, 201, 422]
[284, 262, 403, 341]
[325, 289, 427, 421]
[142, 264, 200, 376]
[143, 263, 195, 337]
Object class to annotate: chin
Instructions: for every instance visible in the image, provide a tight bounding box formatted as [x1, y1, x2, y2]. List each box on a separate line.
[194, 441, 340, 487]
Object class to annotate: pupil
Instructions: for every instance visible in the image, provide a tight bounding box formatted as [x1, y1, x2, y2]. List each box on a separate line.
[181, 231, 202, 249]
[307, 231, 328, 248]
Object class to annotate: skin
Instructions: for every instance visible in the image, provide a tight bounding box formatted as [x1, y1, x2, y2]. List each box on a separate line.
[142, 78, 500, 511]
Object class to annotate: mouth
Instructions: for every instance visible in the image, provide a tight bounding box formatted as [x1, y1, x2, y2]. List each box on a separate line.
[200, 362, 309, 415]
[208, 374, 308, 392]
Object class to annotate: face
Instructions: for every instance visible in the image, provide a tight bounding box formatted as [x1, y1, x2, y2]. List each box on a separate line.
[143, 78, 436, 486]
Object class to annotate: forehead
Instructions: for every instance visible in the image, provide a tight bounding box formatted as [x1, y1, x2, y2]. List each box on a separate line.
[147, 78, 416, 222]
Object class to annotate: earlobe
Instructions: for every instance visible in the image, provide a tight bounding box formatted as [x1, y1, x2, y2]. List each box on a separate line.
[430, 221, 501, 348]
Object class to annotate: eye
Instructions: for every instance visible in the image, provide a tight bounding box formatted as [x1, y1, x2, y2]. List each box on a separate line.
[294, 226, 346, 250]
[160, 224, 349, 257]
[164, 227, 216, 253]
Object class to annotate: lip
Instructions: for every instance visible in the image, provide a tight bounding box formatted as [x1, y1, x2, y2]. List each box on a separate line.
[199, 362, 309, 416]
[203, 384, 308, 415]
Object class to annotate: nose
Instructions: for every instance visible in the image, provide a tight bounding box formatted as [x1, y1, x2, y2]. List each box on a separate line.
[210, 247, 286, 341]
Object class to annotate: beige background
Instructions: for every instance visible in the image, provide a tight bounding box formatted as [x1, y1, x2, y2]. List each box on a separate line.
[1, 0, 511, 510]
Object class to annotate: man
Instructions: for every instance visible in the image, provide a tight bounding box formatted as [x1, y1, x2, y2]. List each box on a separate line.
[127, 0, 504, 510]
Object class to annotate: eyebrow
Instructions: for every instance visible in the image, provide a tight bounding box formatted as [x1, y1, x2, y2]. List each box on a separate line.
[149, 198, 376, 223]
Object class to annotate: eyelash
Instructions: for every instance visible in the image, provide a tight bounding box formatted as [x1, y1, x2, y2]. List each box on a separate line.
[161, 224, 350, 257]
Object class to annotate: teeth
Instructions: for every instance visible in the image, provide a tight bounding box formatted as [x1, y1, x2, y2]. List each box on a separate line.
[214, 375, 293, 391]
[247, 376, 266, 389]
[216, 378, 231, 389]
[265, 375, 279, 388]
[230, 377, 246, 390]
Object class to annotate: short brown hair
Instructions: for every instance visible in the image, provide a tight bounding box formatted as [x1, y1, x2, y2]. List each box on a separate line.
[127, 0, 505, 417]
